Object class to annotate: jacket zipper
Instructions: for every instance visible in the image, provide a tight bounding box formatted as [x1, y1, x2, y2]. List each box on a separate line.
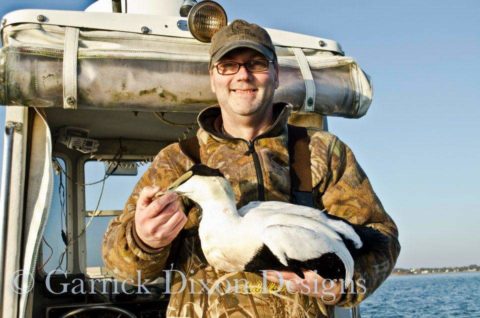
[246, 141, 265, 201]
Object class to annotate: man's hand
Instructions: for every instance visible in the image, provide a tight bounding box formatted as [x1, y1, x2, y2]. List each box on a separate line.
[135, 186, 187, 249]
[265, 270, 342, 305]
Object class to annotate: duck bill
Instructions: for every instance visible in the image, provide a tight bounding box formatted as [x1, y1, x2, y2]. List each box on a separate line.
[167, 170, 194, 191]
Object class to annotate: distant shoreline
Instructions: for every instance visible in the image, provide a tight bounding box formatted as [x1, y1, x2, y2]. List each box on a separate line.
[392, 265, 479, 276]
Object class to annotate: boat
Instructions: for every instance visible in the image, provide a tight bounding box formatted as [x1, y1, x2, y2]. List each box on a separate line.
[0, 1, 369, 316]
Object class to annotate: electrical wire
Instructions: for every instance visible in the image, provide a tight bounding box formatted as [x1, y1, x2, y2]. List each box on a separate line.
[46, 142, 123, 272]
[49, 162, 111, 273]
[53, 157, 115, 187]
[153, 111, 197, 127]
[54, 249, 66, 274]
[52, 137, 124, 186]
[39, 161, 67, 273]
[58, 160, 67, 240]
[40, 237, 54, 271]
[79, 169, 109, 236]
[45, 139, 152, 273]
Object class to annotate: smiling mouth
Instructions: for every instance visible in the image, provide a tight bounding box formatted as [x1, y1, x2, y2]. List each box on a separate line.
[231, 89, 258, 93]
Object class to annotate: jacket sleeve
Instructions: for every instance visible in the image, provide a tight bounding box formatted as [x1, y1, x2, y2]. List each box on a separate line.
[102, 143, 190, 283]
[312, 133, 400, 307]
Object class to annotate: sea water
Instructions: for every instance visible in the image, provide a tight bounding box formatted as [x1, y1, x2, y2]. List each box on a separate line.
[360, 272, 480, 318]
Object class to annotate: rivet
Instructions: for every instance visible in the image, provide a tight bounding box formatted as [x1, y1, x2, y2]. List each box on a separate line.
[66, 96, 76, 106]
[319, 40, 326, 47]
[37, 15, 47, 23]
[141, 26, 151, 34]
[307, 97, 314, 106]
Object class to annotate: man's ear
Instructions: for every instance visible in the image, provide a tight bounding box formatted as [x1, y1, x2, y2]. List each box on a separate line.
[209, 69, 216, 93]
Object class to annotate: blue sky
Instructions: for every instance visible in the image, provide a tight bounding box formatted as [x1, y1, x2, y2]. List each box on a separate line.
[1, 0, 479, 269]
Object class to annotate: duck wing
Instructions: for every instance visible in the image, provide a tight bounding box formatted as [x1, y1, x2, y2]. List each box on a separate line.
[241, 209, 355, 285]
[240, 201, 363, 250]
[256, 220, 354, 285]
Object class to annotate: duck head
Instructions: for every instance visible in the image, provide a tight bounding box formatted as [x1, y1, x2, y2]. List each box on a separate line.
[168, 164, 236, 208]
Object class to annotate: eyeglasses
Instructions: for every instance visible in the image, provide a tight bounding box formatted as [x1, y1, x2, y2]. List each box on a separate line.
[215, 59, 273, 75]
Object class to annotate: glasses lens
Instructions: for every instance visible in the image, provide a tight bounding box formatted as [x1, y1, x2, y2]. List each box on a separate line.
[216, 59, 270, 75]
[247, 60, 269, 72]
[217, 62, 239, 75]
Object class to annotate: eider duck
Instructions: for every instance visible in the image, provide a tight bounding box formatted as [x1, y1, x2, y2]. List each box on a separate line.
[169, 165, 375, 287]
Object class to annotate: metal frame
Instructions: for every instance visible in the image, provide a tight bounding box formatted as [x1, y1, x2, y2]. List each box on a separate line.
[85, 210, 122, 217]
[1, 9, 194, 38]
[1, 107, 29, 318]
[73, 155, 151, 274]
[1, 9, 343, 54]
[64, 156, 87, 274]
[0, 122, 21, 317]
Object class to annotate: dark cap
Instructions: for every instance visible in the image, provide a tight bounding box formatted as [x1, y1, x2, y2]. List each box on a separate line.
[209, 19, 276, 67]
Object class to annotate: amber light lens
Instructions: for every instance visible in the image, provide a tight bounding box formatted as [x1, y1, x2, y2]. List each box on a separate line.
[188, 1, 227, 43]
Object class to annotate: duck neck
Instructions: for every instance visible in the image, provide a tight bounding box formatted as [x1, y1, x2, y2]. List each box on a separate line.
[196, 190, 239, 219]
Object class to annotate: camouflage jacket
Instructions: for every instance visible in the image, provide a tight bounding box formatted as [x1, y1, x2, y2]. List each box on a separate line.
[102, 103, 400, 318]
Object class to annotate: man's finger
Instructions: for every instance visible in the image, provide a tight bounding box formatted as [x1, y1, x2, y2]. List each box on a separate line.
[149, 200, 182, 223]
[137, 186, 160, 207]
[158, 209, 187, 232]
[151, 211, 187, 241]
[267, 271, 300, 281]
[144, 193, 180, 218]
[163, 212, 188, 239]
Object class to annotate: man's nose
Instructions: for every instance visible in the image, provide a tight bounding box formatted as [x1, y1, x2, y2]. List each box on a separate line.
[235, 64, 252, 80]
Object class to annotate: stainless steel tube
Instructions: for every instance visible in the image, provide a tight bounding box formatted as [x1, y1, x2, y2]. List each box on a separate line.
[0, 123, 17, 314]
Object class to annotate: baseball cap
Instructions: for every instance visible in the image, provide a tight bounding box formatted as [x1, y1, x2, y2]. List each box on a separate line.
[209, 19, 277, 67]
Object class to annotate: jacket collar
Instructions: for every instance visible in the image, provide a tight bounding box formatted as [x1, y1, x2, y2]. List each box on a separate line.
[197, 102, 292, 141]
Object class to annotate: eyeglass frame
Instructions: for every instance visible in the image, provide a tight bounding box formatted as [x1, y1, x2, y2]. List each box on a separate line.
[214, 59, 275, 75]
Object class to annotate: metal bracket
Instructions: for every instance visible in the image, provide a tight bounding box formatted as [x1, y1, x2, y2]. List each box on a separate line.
[5, 121, 23, 132]
[63, 27, 80, 109]
[292, 48, 316, 112]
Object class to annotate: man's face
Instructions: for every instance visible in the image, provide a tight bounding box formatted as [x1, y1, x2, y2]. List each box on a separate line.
[209, 48, 279, 119]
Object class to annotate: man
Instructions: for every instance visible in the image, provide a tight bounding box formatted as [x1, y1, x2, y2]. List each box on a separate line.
[103, 19, 400, 317]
